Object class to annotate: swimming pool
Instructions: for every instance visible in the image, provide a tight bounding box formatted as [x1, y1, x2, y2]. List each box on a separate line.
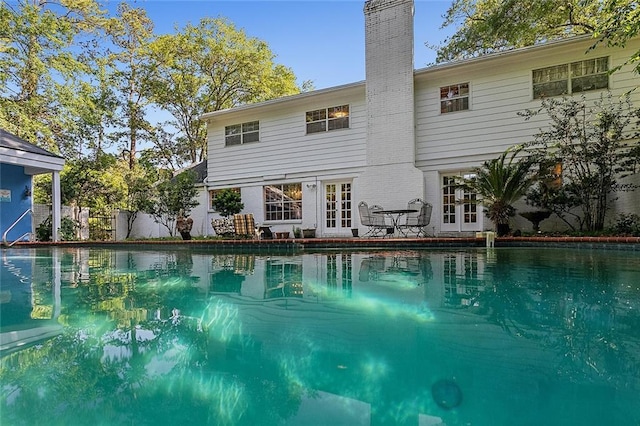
[1, 245, 639, 425]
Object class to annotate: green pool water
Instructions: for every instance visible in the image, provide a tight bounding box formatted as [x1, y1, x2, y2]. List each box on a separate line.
[1, 246, 639, 425]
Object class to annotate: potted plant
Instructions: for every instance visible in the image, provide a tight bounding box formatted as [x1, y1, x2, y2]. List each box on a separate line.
[302, 228, 316, 238]
[292, 226, 302, 238]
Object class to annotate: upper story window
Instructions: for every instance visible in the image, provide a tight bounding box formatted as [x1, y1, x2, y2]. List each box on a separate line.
[306, 105, 349, 134]
[264, 183, 302, 221]
[440, 83, 469, 114]
[225, 121, 259, 146]
[533, 57, 609, 99]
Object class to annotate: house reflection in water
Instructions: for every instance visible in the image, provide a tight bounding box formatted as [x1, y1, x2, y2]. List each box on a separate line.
[442, 251, 487, 307]
[207, 252, 436, 303]
[5, 246, 639, 425]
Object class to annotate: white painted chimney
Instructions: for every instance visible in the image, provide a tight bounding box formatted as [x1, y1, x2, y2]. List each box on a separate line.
[357, 0, 424, 208]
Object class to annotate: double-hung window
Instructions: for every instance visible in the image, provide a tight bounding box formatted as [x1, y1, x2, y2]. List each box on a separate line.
[264, 183, 302, 221]
[306, 105, 349, 134]
[440, 83, 469, 114]
[532, 57, 609, 99]
[225, 121, 259, 146]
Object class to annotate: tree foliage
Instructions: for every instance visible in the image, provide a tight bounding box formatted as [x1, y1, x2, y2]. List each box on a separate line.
[121, 158, 157, 238]
[0, 0, 107, 150]
[435, 0, 638, 71]
[146, 170, 200, 237]
[211, 188, 244, 218]
[105, 3, 156, 169]
[59, 154, 126, 214]
[522, 93, 640, 231]
[2, 1, 306, 234]
[146, 17, 301, 167]
[435, 0, 598, 62]
[591, 0, 640, 74]
[458, 146, 536, 235]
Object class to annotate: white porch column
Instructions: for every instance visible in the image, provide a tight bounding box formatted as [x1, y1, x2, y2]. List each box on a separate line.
[52, 171, 61, 242]
[53, 248, 61, 319]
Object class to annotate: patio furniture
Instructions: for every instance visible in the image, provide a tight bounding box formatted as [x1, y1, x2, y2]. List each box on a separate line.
[233, 214, 257, 238]
[358, 201, 392, 237]
[398, 200, 433, 237]
[212, 217, 235, 236]
[373, 208, 419, 236]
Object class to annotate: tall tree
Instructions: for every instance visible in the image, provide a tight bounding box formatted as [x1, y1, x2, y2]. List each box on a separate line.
[434, 0, 637, 65]
[51, 59, 119, 159]
[0, 0, 106, 150]
[105, 3, 155, 169]
[146, 17, 301, 164]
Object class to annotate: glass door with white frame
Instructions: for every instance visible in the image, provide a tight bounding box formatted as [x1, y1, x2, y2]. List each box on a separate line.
[324, 182, 352, 234]
[441, 174, 482, 233]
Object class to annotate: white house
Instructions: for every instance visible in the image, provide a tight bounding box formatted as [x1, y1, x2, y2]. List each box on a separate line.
[202, 0, 640, 238]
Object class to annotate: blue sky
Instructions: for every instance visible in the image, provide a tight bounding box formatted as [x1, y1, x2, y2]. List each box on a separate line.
[119, 0, 455, 90]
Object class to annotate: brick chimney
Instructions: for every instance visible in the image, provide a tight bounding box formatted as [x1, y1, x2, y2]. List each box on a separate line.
[357, 0, 424, 208]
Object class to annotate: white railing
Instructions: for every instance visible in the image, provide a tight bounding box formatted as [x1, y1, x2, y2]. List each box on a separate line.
[2, 208, 33, 247]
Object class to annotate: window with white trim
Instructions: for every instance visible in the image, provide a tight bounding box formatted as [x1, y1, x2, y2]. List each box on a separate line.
[265, 259, 303, 298]
[209, 187, 241, 210]
[264, 183, 302, 221]
[225, 121, 259, 146]
[440, 83, 469, 114]
[533, 57, 608, 99]
[306, 105, 349, 134]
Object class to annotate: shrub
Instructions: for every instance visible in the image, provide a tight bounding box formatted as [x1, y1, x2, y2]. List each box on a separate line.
[35, 216, 78, 241]
[211, 188, 244, 217]
[610, 213, 640, 236]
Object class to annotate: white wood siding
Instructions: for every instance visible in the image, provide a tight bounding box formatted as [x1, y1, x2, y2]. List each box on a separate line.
[206, 92, 367, 185]
[414, 38, 640, 173]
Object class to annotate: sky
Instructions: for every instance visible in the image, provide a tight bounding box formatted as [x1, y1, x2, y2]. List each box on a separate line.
[111, 0, 456, 90]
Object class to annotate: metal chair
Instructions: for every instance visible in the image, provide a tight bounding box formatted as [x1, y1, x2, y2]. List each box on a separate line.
[398, 199, 433, 237]
[358, 201, 391, 237]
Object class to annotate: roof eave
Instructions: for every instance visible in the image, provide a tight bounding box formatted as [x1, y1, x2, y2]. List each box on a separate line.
[414, 34, 596, 76]
[200, 80, 366, 120]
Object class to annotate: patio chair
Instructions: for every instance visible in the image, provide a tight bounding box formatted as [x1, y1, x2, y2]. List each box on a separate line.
[358, 201, 391, 237]
[398, 198, 423, 236]
[233, 214, 257, 238]
[398, 200, 433, 237]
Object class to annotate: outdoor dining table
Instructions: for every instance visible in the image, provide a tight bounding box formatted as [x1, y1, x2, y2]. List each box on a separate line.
[371, 209, 418, 236]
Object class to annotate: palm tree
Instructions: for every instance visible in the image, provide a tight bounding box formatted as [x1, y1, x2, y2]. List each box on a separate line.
[459, 147, 535, 236]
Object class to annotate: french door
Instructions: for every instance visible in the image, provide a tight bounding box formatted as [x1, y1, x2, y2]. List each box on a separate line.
[441, 174, 482, 232]
[324, 182, 352, 234]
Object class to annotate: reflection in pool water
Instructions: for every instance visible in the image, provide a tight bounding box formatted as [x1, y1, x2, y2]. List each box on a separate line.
[1, 246, 639, 425]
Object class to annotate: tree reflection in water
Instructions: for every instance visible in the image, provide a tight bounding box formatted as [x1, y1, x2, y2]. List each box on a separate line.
[1, 246, 640, 425]
[451, 248, 640, 389]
